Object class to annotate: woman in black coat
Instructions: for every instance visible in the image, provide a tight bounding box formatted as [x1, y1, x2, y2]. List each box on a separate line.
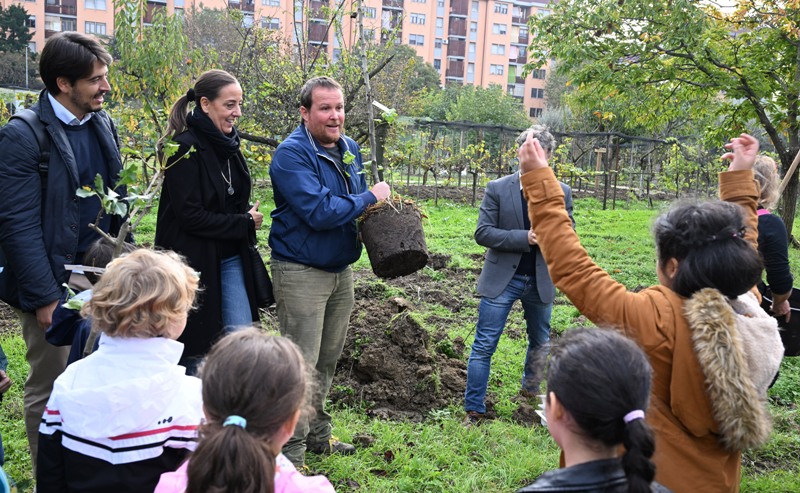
[155, 69, 264, 371]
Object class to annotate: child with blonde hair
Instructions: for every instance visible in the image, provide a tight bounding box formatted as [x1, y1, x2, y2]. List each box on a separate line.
[37, 249, 204, 493]
[155, 329, 335, 493]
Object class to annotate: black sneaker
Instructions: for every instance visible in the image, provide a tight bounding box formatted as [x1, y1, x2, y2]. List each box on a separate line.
[307, 436, 356, 456]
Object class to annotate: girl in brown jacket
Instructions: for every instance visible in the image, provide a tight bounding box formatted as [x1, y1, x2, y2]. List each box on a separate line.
[516, 133, 783, 493]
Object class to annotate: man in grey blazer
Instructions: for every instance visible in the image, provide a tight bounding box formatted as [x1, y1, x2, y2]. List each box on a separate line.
[464, 125, 574, 423]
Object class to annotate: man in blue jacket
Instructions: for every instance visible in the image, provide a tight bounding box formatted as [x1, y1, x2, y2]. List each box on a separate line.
[269, 76, 390, 467]
[0, 32, 123, 469]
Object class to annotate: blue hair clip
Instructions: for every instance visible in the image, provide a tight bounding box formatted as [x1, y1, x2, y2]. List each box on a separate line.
[223, 415, 247, 429]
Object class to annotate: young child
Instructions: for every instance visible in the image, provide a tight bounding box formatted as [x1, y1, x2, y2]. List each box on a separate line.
[37, 249, 204, 493]
[155, 329, 335, 493]
[518, 328, 670, 493]
[46, 237, 136, 364]
[517, 133, 783, 492]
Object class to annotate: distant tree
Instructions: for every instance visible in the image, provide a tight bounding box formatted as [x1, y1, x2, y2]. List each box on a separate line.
[527, 0, 800, 234]
[446, 84, 530, 128]
[0, 5, 33, 53]
[0, 51, 39, 88]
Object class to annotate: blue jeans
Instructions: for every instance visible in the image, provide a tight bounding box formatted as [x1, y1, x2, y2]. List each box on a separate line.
[465, 274, 552, 414]
[220, 255, 253, 333]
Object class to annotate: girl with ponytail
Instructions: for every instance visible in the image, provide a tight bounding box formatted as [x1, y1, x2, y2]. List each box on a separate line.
[517, 328, 669, 493]
[155, 329, 335, 493]
[516, 133, 783, 492]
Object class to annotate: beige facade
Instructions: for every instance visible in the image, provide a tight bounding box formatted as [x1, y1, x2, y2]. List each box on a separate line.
[5, 0, 551, 118]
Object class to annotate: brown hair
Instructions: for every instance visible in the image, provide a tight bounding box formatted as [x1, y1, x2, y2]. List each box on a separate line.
[83, 238, 137, 285]
[39, 32, 113, 95]
[186, 330, 311, 493]
[82, 249, 198, 338]
[299, 76, 343, 110]
[753, 155, 780, 209]
[158, 69, 238, 152]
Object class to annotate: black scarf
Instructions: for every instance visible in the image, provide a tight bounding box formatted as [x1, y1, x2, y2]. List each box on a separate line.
[186, 107, 240, 161]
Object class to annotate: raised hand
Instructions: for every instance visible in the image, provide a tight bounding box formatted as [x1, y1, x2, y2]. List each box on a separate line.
[518, 133, 549, 174]
[721, 133, 759, 171]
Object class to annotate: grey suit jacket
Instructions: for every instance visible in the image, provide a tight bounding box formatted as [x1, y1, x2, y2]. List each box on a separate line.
[475, 172, 574, 301]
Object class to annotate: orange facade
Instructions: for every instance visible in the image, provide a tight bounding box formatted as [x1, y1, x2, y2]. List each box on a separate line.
[4, 0, 551, 119]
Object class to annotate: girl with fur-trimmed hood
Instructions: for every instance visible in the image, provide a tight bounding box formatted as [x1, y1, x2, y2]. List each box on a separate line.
[516, 133, 783, 493]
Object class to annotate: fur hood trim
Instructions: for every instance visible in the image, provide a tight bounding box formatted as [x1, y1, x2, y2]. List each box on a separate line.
[684, 288, 780, 451]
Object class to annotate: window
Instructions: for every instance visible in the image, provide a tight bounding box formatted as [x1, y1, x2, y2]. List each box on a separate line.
[490, 64, 504, 75]
[85, 21, 106, 34]
[470, 22, 478, 34]
[491, 44, 505, 55]
[62, 18, 76, 31]
[174, 0, 184, 7]
[410, 13, 426, 24]
[466, 63, 475, 83]
[538, 9, 551, 16]
[512, 6, 523, 17]
[436, 17, 444, 28]
[433, 59, 441, 70]
[435, 38, 442, 48]
[529, 107, 543, 118]
[409, 33, 425, 46]
[332, 48, 341, 62]
[85, 0, 106, 10]
[363, 28, 375, 41]
[44, 15, 60, 32]
[242, 13, 254, 27]
[364, 7, 376, 18]
[492, 23, 507, 35]
[520, 25, 528, 37]
[531, 68, 546, 79]
[494, 2, 507, 14]
[262, 0, 280, 5]
[412, 0, 426, 3]
[471, 1, 479, 16]
[261, 16, 280, 29]
[438, 0, 444, 6]
[531, 88, 544, 98]
[26, 15, 36, 28]
[28, 41, 36, 53]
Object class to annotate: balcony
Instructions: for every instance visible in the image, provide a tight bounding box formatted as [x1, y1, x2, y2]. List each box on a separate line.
[447, 38, 465, 57]
[143, 2, 166, 23]
[446, 59, 464, 78]
[308, 22, 329, 43]
[509, 53, 526, 64]
[382, 0, 403, 10]
[227, 0, 255, 12]
[512, 14, 528, 25]
[450, 0, 468, 16]
[44, 1, 77, 16]
[448, 16, 466, 35]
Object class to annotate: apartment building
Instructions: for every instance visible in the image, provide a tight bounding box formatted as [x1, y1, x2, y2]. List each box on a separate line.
[3, 0, 552, 118]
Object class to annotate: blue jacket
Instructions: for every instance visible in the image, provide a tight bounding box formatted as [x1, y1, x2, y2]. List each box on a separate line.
[0, 91, 123, 312]
[268, 124, 376, 272]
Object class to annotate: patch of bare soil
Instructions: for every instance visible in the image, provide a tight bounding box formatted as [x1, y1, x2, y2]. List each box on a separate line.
[0, 302, 18, 337]
[330, 254, 475, 421]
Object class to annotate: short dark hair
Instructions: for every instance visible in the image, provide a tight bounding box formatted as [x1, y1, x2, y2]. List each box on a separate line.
[39, 32, 113, 95]
[653, 200, 763, 298]
[516, 124, 556, 152]
[299, 76, 343, 110]
[547, 328, 656, 493]
[82, 238, 137, 285]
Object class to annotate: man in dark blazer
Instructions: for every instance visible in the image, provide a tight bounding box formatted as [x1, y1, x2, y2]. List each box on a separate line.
[465, 125, 574, 423]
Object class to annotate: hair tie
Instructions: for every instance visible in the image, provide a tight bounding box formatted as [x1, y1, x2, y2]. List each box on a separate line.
[186, 88, 196, 102]
[623, 410, 645, 424]
[223, 415, 247, 429]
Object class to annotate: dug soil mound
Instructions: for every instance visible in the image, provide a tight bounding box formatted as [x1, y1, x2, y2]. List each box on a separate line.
[330, 253, 474, 421]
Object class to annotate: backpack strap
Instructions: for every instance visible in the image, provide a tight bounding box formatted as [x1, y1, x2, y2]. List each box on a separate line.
[757, 208, 771, 216]
[9, 109, 50, 195]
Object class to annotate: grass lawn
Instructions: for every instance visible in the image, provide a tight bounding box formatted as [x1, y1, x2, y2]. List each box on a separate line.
[1, 194, 798, 492]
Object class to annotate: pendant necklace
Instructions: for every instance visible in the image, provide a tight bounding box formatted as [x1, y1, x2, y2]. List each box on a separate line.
[221, 159, 234, 195]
